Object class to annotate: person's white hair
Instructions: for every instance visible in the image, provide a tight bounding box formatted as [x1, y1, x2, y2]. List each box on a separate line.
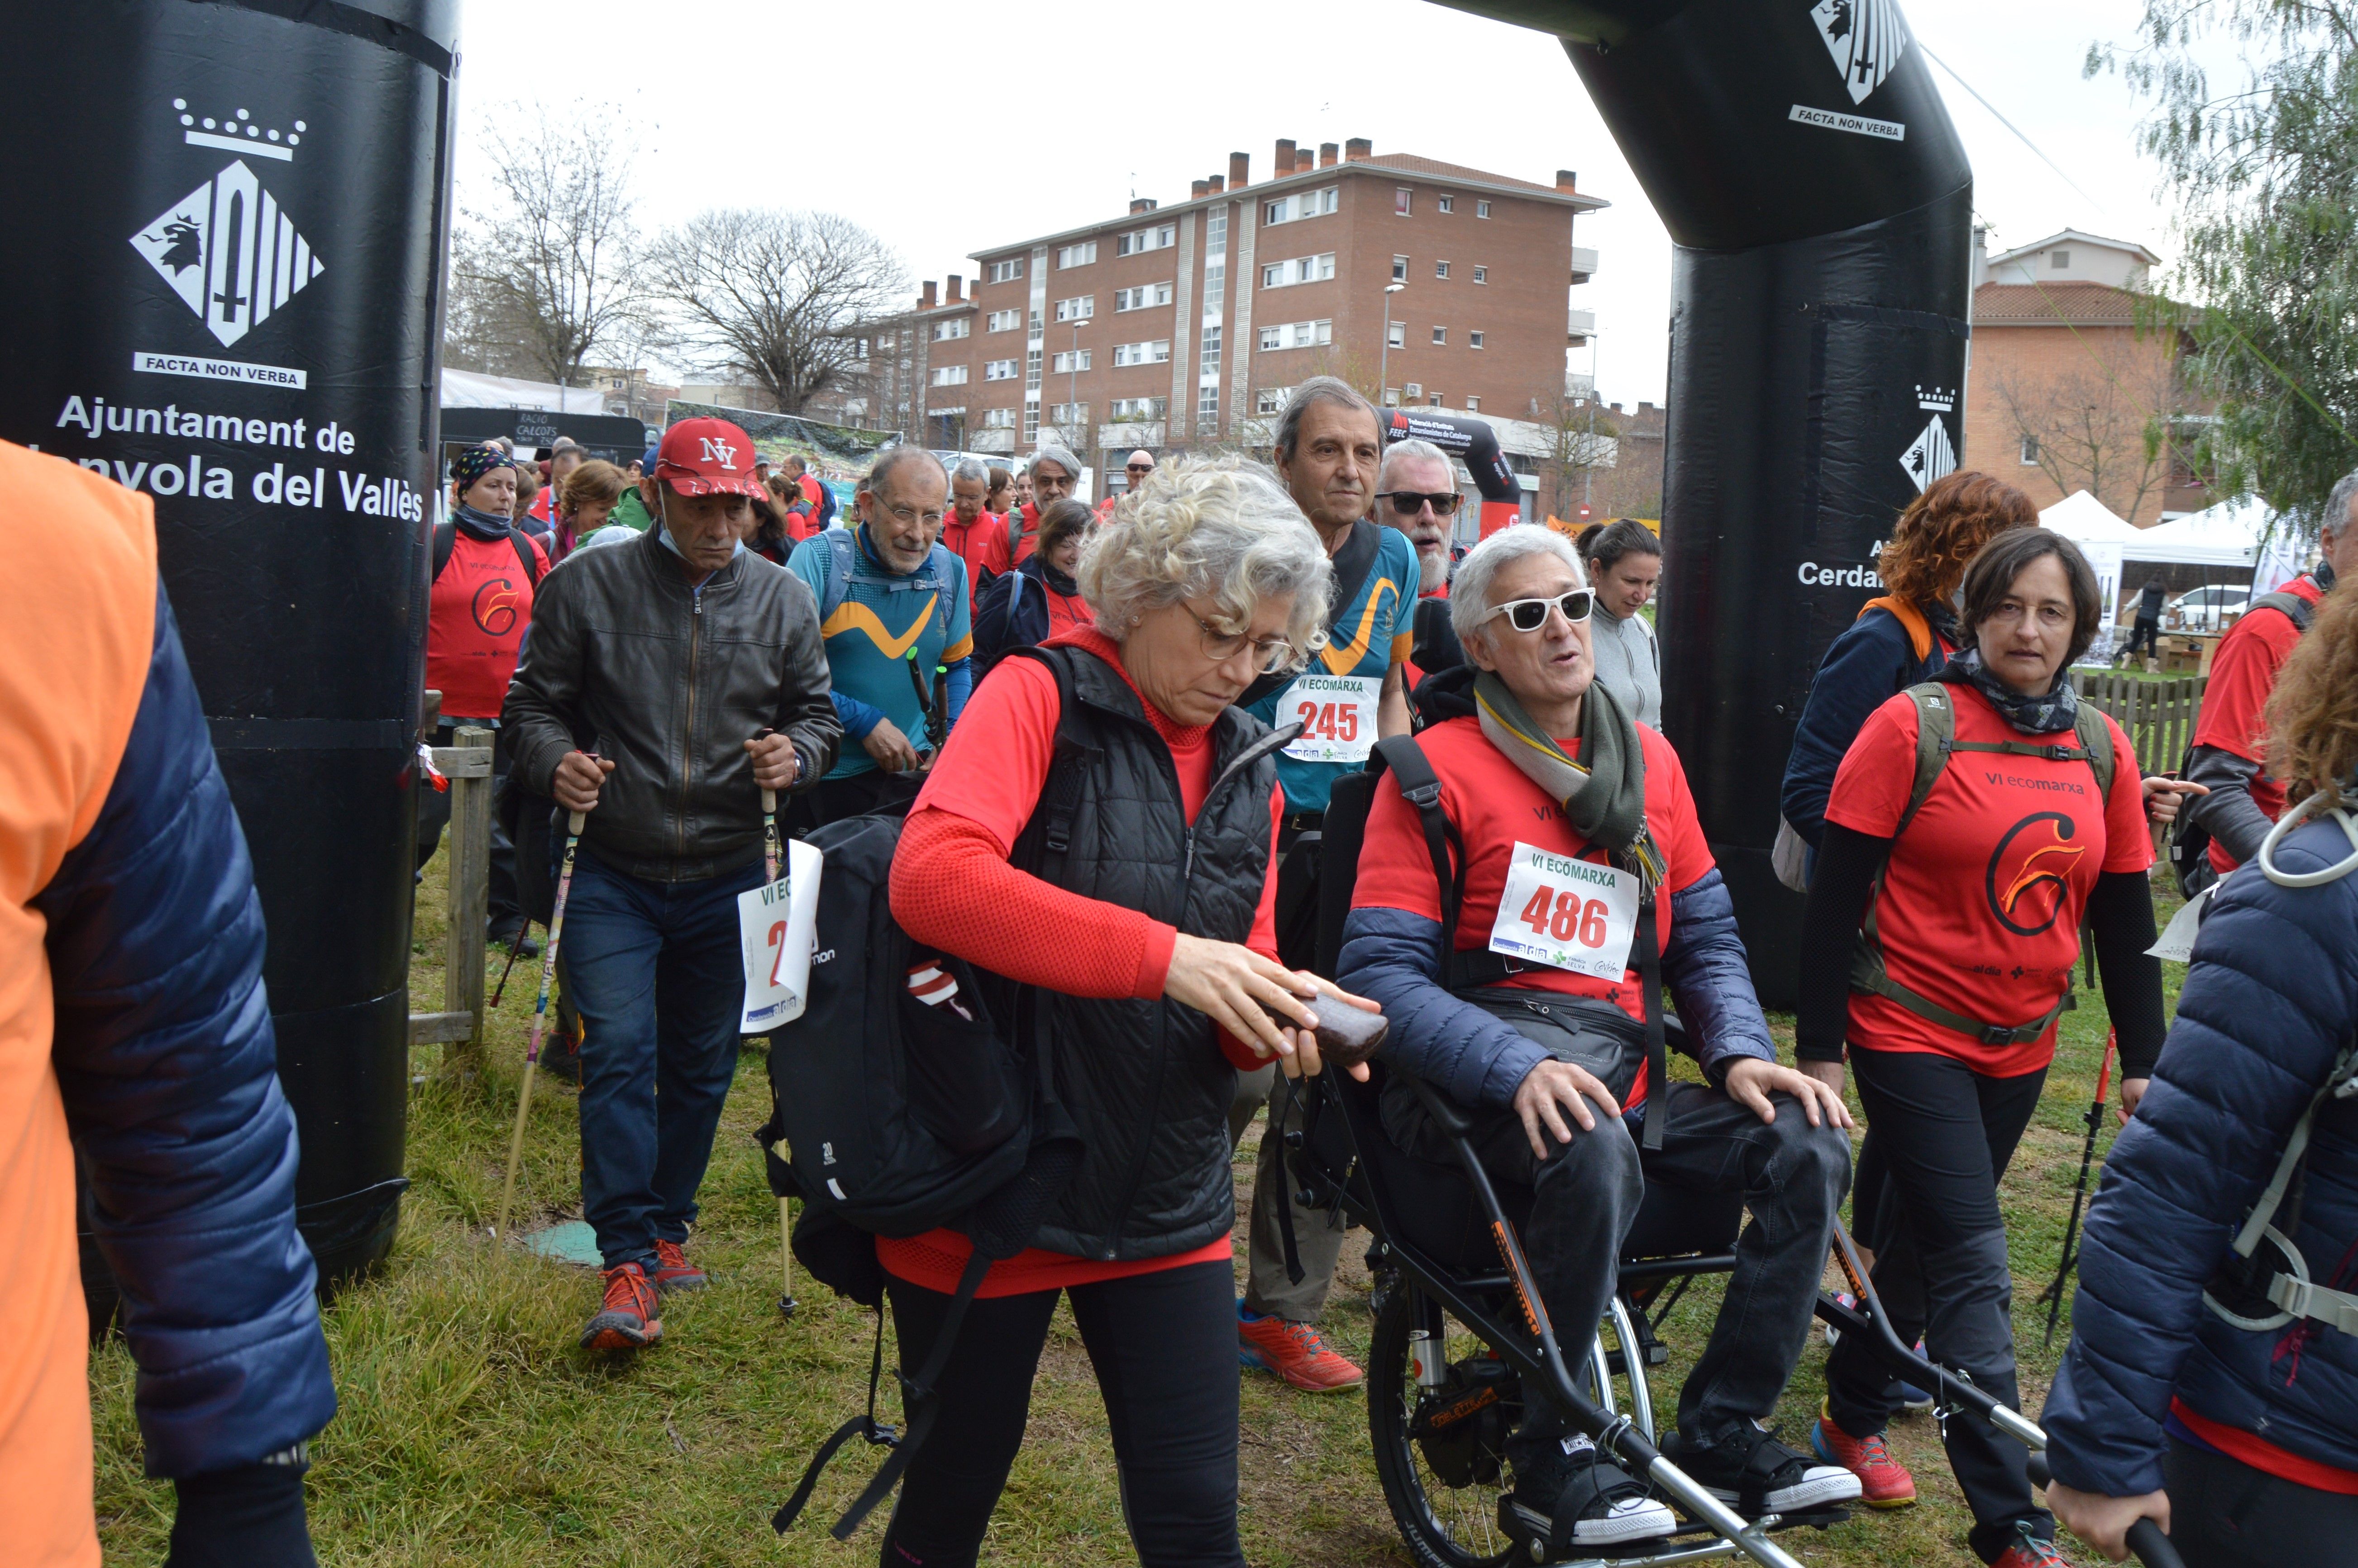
[1378, 437, 1455, 491]
[863, 445, 948, 498]
[1450, 524, 1589, 649]
[951, 457, 990, 486]
[2323, 467, 2358, 543]
[1079, 454, 1331, 667]
[1029, 443, 1083, 481]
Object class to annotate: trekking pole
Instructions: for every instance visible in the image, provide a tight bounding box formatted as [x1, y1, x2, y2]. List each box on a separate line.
[494, 796, 588, 1240]
[489, 925, 530, 1009]
[2039, 1027, 2117, 1349]
[758, 735, 797, 1319]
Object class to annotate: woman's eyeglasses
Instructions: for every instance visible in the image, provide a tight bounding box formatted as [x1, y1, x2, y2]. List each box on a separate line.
[1191, 612, 1301, 672]
[1376, 491, 1462, 517]
[1482, 591, 1594, 633]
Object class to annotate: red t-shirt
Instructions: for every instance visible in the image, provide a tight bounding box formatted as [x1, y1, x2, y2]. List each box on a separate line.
[1826, 685, 2152, 1075]
[1012, 501, 1041, 564]
[881, 626, 1284, 1297]
[425, 531, 549, 720]
[939, 509, 1012, 592]
[2172, 1397, 2358, 1497]
[2191, 575, 2325, 872]
[1351, 714, 1717, 1112]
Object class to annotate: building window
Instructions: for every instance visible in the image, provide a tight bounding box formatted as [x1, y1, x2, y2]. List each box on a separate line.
[1395, 187, 1412, 216]
[1392, 255, 1408, 284]
[2052, 250, 2070, 270]
[984, 358, 1018, 381]
[1023, 404, 1038, 443]
[986, 308, 1021, 332]
[1387, 321, 1404, 348]
[1465, 396, 1480, 412]
[1427, 391, 1443, 407]
[1472, 265, 1488, 284]
[1049, 401, 1090, 424]
[1431, 326, 1446, 345]
[1206, 209, 1228, 254]
[1114, 281, 1174, 312]
[931, 318, 971, 341]
[1201, 258, 1225, 320]
[1054, 295, 1093, 322]
[1056, 241, 1098, 268]
[1109, 396, 1167, 420]
[1199, 324, 1221, 377]
[1112, 339, 1171, 366]
[982, 407, 1016, 429]
[1436, 260, 1451, 279]
[1255, 386, 1294, 415]
[1025, 347, 1042, 391]
[1260, 252, 1336, 290]
[1116, 223, 1176, 256]
[1257, 319, 1332, 351]
[2019, 436, 2040, 465]
[1383, 387, 1401, 406]
[1476, 200, 1492, 219]
[988, 257, 1024, 283]
[1261, 187, 1339, 226]
[1469, 331, 1484, 349]
[1051, 349, 1092, 373]
[1198, 384, 1219, 421]
[929, 365, 969, 386]
[1437, 195, 1454, 214]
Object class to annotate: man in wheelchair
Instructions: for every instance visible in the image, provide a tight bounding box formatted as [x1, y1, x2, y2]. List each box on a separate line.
[1337, 526, 1861, 1549]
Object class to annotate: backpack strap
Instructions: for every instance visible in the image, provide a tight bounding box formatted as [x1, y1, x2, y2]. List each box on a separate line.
[1860, 596, 1934, 662]
[512, 529, 544, 588]
[431, 520, 456, 582]
[2249, 588, 2318, 633]
[1006, 507, 1025, 559]
[2205, 1042, 2358, 1334]
[434, 519, 543, 588]
[1240, 520, 1386, 707]
[819, 529, 857, 623]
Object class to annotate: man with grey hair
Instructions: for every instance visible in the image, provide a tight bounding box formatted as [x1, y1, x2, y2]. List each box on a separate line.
[1230, 374, 1423, 1393]
[785, 446, 974, 828]
[2178, 470, 2358, 888]
[1011, 443, 1084, 563]
[1376, 436, 1461, 598]
[1341, 523, 1858, 1541]
[941, 455, 1010, 595]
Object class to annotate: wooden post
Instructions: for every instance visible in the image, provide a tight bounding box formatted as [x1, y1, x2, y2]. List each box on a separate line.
[442, 726, 495, 1069]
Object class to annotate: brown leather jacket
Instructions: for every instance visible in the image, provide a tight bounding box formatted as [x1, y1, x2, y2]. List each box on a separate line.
[504, 525, 839, 882]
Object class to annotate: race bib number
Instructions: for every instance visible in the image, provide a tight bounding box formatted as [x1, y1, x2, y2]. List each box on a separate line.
[1280, 673, 1382, 764]
[2146, 879, 2216, 963]
[738, 838, 825, 1033]
[1488, 840, 1641, 981]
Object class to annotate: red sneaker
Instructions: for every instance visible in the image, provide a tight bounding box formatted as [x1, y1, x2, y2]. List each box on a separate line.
[1810, 1406, 1916, 1508]
[1237, 1306, 1364, 1392]
[581, 1261, 662, 1350]
[651, 1239, 707, 1293]
[1990, 1524, 2073, 1567]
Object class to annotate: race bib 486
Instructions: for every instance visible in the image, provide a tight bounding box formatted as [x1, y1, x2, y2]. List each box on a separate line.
[1488, 840, 1641, 981]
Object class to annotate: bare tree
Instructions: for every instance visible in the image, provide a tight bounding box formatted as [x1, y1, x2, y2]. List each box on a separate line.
[647, 210, 908, 415]
[1987, 342, 2196, 523]
[1539, 388, 1619, 522]
[453, 108, 649, 388]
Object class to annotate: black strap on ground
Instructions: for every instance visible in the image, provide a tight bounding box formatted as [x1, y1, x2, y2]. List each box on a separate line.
[1634, 889, 1667, 1152]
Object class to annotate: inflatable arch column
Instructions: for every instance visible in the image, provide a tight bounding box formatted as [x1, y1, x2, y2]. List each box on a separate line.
[1434, 0, 1973, 1005]
[1379, 407, 1527, 538]
[0, 2, 461, 1282]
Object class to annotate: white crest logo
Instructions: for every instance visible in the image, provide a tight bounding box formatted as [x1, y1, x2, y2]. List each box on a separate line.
[1900, 415, 1957, 493]
[1809, 0, 1911, 105]
[129, 99, 323, 349]
[699, 436, 740, 469]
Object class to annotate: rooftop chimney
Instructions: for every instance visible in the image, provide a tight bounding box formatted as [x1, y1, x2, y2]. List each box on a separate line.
[1319, 141, 1339, 168]
[1192, 178, 1210, 198]
[1129, 196, 1158, 214]
[1345, 137, 1372, 163]
[947, 273, 964, 303]
[1228, 151, 1249, 188]
[921, 280, 937, 310]
[1274, 138, 1296, 176]
[1555, 169, 1578, 193]
[1209, 173, 1225, 193]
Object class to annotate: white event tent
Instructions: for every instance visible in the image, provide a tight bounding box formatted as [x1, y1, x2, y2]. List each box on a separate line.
[439, 367, 605, 414]
[2039, 491, 2138, 627]
[2121, 496, 2267, 570]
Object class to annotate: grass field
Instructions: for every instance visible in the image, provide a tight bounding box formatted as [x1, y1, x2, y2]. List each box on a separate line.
[89, 853, 2184, 1567]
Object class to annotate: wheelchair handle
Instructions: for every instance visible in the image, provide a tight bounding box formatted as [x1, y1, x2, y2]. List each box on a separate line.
[2023, 1455, 2186, 1568]
[1405, 1073, 1475, 1139]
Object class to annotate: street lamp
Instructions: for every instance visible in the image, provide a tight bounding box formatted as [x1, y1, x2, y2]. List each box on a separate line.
[1379, 281, 1405, 405]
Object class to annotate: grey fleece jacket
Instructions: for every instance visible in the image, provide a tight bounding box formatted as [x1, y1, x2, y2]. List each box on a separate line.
[1590, 607, 1661, 729]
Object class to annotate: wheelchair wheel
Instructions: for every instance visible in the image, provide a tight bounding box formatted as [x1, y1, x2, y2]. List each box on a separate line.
[1367, 1277, 1524, 1568]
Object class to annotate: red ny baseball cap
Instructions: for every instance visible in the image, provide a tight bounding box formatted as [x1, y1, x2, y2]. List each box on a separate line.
[653, 417, 765, 498]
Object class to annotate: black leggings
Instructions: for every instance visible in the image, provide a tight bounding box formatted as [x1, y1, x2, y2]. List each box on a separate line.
[2125, 618, 2161, 659]
[1826, 1046, 2050, 1563]
[879, 1258, 1244, 1568]
[2165, 1436, 2358, 1567]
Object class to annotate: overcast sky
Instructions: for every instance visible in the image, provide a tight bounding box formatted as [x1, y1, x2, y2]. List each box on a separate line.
[452, 0, 2206, 406]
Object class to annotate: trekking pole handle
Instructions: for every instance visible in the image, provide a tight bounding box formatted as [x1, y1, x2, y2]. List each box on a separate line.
[2023, 1455, 2185, 1568]
[567, 811, 585, 836]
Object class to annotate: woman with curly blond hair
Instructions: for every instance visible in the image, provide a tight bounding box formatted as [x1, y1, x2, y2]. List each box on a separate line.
[2044, 582, 2358, 1566]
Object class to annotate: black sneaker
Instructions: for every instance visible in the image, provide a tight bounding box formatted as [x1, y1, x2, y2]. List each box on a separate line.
[1503, 1431, 1677, 1552]
[1665, 1424, 1861, 1517]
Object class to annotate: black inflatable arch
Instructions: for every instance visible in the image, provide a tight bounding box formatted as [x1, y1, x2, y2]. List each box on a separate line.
[2, 0, 461, 1283]
[1434, 0, 1972, 1004]
[1379, 407, 1526, 538]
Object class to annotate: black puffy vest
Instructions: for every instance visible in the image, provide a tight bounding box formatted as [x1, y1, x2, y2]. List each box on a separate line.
[1008, 645, 1293, 1262]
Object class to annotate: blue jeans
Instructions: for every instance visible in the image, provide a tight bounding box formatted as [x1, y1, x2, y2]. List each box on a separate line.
[560, 848, 761, 1269]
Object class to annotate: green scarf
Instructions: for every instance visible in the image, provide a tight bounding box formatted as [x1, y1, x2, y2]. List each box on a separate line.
[1472, 670, 1666, 888]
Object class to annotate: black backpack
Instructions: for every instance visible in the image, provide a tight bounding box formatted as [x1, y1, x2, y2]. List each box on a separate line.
[2168, 588, 2317, 896]
[431, 519, 544, 587]
[763, 659, 1089, 1543]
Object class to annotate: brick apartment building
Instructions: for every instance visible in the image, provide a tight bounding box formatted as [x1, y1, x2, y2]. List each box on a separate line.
[1963, 229, 2215, 526]
[832, 137, 1605, 499]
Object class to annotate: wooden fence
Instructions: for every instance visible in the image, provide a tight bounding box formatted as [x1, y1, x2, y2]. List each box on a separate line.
[407, 713, 496, 1070]
[2070, 672, 2208, 776]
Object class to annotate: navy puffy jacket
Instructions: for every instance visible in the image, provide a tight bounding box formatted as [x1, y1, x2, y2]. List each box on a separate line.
[36, 585, 336, 1477]
[1779, 605, 1948, 848]
[2043, 811, 2358, 1496]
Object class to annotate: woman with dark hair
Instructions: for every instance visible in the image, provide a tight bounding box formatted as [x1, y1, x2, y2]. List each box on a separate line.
[2124, 575, 2168, 667]
[740, 486, 793, 565]
[1583, 518, 1664, 727]
[1797, 529, 2169, 1568]
[2044, 584, 2358, 1565]
[972, 496, 1093, 668]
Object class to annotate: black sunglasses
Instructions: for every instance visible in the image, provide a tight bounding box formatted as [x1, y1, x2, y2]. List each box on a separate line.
[1377, 490, 1462, 517]
[1483, 590, 1595, 633]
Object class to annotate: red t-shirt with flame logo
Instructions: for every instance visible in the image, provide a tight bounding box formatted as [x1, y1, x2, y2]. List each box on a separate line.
[425, 531, 547, 720]
[1826, 684, 2151, 1076]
